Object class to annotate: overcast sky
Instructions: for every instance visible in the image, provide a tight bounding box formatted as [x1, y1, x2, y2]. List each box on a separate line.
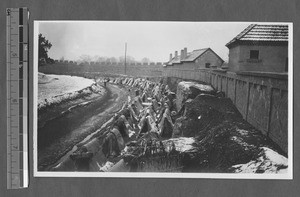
[38, 21, 252, 62]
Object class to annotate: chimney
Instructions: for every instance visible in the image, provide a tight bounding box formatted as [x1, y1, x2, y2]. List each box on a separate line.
[175, 51, 178, 58]
[180, 49, 184, 60]
[169, 53, 173, 61]
[184, 47, 187, 58]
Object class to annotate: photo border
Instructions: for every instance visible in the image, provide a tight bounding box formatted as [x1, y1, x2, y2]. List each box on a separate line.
[33, 21, 293, 179]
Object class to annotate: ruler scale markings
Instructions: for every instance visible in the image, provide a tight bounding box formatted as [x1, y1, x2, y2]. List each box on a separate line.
[8, 8, 20, 189]
[10, 25, 18, 35]
[15, 7, 20, 189]
[7, 7, 28, 189]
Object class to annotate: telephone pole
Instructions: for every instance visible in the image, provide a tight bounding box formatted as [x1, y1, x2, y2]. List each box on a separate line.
[124, 42, 127, 75]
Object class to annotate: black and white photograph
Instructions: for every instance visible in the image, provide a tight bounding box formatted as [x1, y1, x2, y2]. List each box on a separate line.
[33, 21, 292, 178]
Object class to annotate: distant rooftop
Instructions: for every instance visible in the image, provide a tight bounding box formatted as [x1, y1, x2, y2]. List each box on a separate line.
[167, 55, 181, 65]
[226, 24, 289, 48]
[167, 48, 223, 66]
[183, 48, 209, 62]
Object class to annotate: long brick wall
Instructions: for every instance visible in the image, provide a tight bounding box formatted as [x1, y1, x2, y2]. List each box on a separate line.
[39, 62, 163, 77]
[163, 67, 289, 154]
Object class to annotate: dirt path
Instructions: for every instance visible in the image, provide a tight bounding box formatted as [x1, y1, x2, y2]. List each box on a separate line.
[38, 83, 129, 171]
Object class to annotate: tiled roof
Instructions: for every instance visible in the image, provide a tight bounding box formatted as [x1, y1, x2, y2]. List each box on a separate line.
[167, 48, 223, 66]
[226, 24, 288, 48]
[182, 48, 209, 62]
[167, 55, 182, 65]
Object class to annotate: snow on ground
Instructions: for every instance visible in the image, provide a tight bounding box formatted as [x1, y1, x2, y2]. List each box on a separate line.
[163, 137, 196, 152]
[38, 72, 56, 84]
[178, 81, 215, 92]
[231, 147, 288, 173]
[38, 73, 97, 109]
[99, 161, 114, 172]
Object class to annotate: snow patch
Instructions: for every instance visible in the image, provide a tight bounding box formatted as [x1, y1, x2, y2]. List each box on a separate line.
[230, 136, 254, 148]
[237, 129, 249, 136]
[38, 72, 57, 84]
[178, 81, 215, 92]
[128, 130, 135, 138]
[99, 161, 115, 172]
[38, 74, 104, 110]
[163, 137, 196, 152]
[231, 147, 288, 173]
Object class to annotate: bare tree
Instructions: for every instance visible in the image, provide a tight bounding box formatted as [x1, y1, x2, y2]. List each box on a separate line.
[78, 54, 92, 64]
[119, 55, 136, 63]
[95, 56, 107, 63]
[141, 57, 151, 64]
[107, 57, 118, 63]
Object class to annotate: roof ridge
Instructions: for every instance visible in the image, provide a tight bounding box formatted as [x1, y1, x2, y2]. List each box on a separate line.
[236, 24, 256, 40]
[193, 47, 209, 51]
[225, 24, 256, 47]
[167, 48, 223, 65]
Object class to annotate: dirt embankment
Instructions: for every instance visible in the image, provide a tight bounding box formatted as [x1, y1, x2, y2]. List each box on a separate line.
[38, 80, 131, 171]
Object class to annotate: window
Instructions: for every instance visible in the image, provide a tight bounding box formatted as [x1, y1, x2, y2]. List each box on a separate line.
[250, 50, 259, 59]
[205, 63, 210, 68]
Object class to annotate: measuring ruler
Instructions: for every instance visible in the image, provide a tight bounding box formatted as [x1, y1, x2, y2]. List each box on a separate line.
[6, 7, 29, 189]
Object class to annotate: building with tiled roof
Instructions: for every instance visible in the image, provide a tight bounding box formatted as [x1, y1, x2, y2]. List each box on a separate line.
[226, 24, 289, 73]
[166, 47, 224, 70]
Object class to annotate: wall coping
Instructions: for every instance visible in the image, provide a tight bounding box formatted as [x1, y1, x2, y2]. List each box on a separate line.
[194, 68, 288, 80]
[236, 71, 288, 80]
[211, 69, 227, 73]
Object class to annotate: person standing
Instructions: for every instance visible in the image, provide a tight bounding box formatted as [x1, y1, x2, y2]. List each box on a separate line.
[104, 78, 107, 87]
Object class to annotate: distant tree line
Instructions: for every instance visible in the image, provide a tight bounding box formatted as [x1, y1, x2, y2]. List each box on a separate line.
[76, 55, 153, 65]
